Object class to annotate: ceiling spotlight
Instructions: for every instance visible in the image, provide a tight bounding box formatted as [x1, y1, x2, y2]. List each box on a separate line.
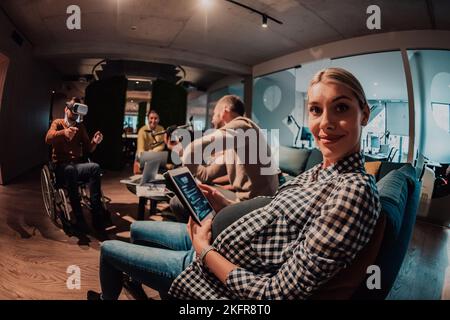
[136, 81, 140, 84]
[201, 0, 212, 8]
[131, 100, 134, 103]
[262, 15, 268, 28]
[373, 82, 378, 86]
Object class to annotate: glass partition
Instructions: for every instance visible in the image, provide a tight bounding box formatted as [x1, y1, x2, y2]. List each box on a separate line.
[330, 51, 409, 162]
[408, 50, 450, 164]
[253, 52, 410, 163]
[253, 68, 298, 147]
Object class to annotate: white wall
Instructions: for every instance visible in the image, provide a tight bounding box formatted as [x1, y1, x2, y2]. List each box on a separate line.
[253, 30, 450, 77]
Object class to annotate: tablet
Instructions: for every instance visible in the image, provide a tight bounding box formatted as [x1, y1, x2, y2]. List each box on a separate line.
[165, 167, 215, 225]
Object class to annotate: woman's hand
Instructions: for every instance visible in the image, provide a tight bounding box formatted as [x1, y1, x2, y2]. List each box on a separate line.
[198, 184, 234, 213]
[187, 216, 239, 284]
[187, 217, 212, 256]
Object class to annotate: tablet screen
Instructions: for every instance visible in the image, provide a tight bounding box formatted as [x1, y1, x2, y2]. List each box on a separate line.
[172, 172, 213, 221]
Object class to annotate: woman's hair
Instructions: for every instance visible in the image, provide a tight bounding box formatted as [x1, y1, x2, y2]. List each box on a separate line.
[309, 67, 368, 109]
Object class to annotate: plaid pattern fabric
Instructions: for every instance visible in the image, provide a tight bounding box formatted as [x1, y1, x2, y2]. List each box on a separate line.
[169, 152, 381, 300]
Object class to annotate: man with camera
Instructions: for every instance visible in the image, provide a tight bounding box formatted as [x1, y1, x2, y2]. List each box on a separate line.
[45, 97, 110, 231]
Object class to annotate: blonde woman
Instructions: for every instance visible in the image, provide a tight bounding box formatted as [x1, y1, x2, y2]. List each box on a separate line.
[93, 68, 381, 300]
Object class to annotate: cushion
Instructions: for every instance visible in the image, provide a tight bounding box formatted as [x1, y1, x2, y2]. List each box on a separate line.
[353, 164, 419, 300]
[311, 214, 386, 300]
[278, 145, 311, 177]
[305, 148, 323, 171]
[376, 170, 409, 238]
[364, 161, 382, 177]
[377, 162, 406, 181]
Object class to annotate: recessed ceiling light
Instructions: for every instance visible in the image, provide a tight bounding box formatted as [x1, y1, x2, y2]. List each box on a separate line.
[201, 0, 212, 8]
[373, 82, 378, 86]
[373, 94, 377, 97]
[131, 100, 134, 103]
[136, 81, 140, 84]
[262, 15, 268, 28]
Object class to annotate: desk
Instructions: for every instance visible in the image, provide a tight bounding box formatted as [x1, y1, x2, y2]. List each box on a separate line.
[124, 181, 171, 220]
[364, 153, 388, 161]
[137, 193, 170, 220]
[426, 160, 442, 168]
[123, 133, 138, 139]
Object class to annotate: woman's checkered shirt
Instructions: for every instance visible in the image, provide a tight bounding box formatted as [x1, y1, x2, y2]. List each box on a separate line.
[169, 152, 381, 299]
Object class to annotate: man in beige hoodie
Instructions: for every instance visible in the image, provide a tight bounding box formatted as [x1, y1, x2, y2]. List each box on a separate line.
[166, 95, 279, 221]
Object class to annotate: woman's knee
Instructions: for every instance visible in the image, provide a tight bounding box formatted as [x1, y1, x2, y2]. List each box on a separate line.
[130, 221, 163, 243]
[100, 240, 124, 259]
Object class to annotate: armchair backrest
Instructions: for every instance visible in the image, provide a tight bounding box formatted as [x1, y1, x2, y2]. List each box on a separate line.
[352, 164, 420, 299]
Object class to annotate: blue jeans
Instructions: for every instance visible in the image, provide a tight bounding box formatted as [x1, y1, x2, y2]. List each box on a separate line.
[55, 162, 102, 216]
[99, 221, 194, 300]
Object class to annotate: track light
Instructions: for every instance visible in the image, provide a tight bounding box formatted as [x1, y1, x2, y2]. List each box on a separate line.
[225, 0, 283, 27]
[262, 15, 268, 28]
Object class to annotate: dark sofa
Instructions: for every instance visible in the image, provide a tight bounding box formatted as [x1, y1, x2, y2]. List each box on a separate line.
[211, 150, 421, 299]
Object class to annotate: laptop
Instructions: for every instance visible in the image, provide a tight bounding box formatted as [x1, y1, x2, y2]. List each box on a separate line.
[139, 160, 161, 186]
[120, 155, 166, 186]
[139, 151, 168, 171]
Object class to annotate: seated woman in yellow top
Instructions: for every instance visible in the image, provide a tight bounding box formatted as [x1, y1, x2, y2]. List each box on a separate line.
[134, 110, 165, 174]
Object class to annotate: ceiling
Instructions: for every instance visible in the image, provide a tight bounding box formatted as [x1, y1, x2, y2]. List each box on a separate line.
[1, 0, 449, 88]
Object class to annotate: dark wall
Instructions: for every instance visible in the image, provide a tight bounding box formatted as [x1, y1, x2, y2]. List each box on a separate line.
[137, 101, 147, 131]
[151, 79, 187, 128]
[0, 10, 61, 184]
[84, 76, 127, 171]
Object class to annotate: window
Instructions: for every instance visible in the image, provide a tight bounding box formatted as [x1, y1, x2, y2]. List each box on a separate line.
[408, 50, 450, 163]
[431, 103, 450, 133]
[254, 52, 410, 162]
[331, 51, 409, 162]
[253, 68, 298, 147]
[187, 93, 207, 131]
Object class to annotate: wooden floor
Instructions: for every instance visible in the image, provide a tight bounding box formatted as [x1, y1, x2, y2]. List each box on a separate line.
[0, 165, 166, 300]
[0, 165, 449, 300]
